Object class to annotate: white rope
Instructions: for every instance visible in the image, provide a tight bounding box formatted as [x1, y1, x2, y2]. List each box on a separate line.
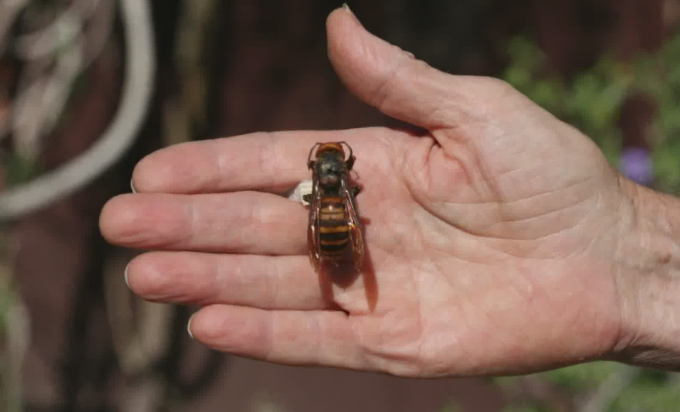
[0, 0, 155, 220]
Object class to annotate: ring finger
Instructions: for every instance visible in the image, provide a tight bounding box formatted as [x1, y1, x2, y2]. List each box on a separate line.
[126, 252, 330, 310]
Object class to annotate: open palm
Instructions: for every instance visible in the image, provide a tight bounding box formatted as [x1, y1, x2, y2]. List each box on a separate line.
[100, 8, 628, 377]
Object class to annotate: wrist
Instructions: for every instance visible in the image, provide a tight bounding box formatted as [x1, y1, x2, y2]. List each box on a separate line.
[612, 176, 680, 370]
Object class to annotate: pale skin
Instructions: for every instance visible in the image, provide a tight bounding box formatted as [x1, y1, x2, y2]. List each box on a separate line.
[100, 7, 680, 376]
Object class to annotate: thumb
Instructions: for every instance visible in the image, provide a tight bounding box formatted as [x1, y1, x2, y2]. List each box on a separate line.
[326, 6, 500, 130]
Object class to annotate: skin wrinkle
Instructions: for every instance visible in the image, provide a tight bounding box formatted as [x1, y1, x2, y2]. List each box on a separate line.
[490, 168, 593, 209]
[439, 78, 505, 129]
[477, 150, 520, 205]
[423, 89, 473, 129]
[269, 256, 283, 308]
[433, 128, 499, 202]
[564, 301, 609, 358]
[263, 309, 279, 363]
[228, 258, 243, 303]
[423, 178, 592, 208]
[371, 126, 396, 148]
[435, 141, 476, 188]
[496, 187, 592, 226]
[430, 114, 485, 148]
[508, 268, 536, 306]
[307, 311, 322, 366]
[416, 257, 459, 376]
[371, 58, 410, 120]
[350, 316, 370, 370]
[487, 105, 549, 144]
[504, 199, 596, 245]
[413, 184, 592, 262]
[611, 181, 680, 357]
[432, 197, 588, 243]
[490, 154, 558, 187]
[352, 274, 417, 370]
[392, 164, 423, 231]
[214, 140, 228, 189]
[423, 168, 595, 232]
[570, 191, 607, 259]
[413, 208, 502, 265]
[258, 132, 279, 193]
[382, 306, 423, 374]
[401, 136, 434, 196]
[409, 243, 426, 375]
[496, 224, 576, 259]
[428, 259, 469, 368]
[449, 290, 475, 373]
[485, 226, 584, 259]
[186, 196, 199, 247]
[245, 193, 265, 252]
[358, 313, 395, 369]
[612, 200, 643, 352]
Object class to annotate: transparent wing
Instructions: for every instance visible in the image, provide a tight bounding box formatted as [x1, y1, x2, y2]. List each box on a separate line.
[307, 179, 322, 273]
[341, 177, 364, 272]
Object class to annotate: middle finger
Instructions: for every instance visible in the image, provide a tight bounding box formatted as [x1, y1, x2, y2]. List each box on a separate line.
[100, 191, 308, 255]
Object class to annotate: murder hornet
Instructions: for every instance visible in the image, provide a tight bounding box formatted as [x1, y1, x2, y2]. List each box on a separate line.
[303, 142, 364, 273]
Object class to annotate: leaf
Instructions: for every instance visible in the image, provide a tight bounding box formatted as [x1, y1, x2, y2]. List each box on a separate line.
[4, 155, 40, 188]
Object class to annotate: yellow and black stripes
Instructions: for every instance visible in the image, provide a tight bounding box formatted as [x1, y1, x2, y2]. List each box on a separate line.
[318, 197, 349, 258]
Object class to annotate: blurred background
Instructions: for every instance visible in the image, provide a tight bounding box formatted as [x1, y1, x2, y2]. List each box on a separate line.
[1, 0, 680, 411]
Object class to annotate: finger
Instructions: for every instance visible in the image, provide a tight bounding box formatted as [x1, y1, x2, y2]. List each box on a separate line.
[100, 192, 307, 255]
[127, 252, 328, 310]
[131, 129, 375, 195]
[326, 7, 509, 130]
[189, 305, 365, 370]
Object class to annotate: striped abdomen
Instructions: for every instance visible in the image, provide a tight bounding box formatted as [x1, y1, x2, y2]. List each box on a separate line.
[319, 196, 349, 260]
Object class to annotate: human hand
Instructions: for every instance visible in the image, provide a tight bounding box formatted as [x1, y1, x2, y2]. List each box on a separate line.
[100, 7, 678, 376]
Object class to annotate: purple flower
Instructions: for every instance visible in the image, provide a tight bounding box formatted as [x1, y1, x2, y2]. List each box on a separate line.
[619, 147, 654, 186]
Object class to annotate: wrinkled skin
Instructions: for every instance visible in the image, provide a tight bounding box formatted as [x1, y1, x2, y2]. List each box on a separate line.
[100, 8, 635, 377]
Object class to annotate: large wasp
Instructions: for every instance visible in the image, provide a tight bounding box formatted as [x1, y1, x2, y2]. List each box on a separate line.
[303, 142, 364, 273]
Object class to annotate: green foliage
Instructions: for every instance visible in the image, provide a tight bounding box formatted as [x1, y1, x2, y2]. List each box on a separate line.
[0, 272, 13, 333]
[501, 35, 680, 193]
[543, 361, 623, 391]
[4, 155, 40, 188]
[439, 400, 462, 412]
[497, 363, 680, 412]
[0, 230, 20, 412]
[502, 404, 549, 412]
[0, 231, 13, 327]
[610, 374, 680, 412]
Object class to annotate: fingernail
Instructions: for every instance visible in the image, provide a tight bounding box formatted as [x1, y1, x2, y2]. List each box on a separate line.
[187, 313, 196, 339]
[130, 178, 137, 193]
[124, 262, 131, 288]
[341, 3, 363, 27]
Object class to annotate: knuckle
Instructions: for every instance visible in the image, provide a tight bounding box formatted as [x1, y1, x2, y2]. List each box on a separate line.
[256, 132, 279, 190]
[475, 76, 522, 103]
[372, 59, 411, 112]
[267, 258, 283, 307]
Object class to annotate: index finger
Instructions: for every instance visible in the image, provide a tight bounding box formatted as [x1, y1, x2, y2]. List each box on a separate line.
[131, 129, 374, 195]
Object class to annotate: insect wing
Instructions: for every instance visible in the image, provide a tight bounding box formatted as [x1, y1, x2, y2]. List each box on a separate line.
[341, 177, 364, 272]
[307, 179, 323, 273]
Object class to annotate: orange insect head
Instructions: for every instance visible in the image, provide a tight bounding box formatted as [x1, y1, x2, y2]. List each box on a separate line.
[316, 142, 345, 157]
[307, 142, 354, 169]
